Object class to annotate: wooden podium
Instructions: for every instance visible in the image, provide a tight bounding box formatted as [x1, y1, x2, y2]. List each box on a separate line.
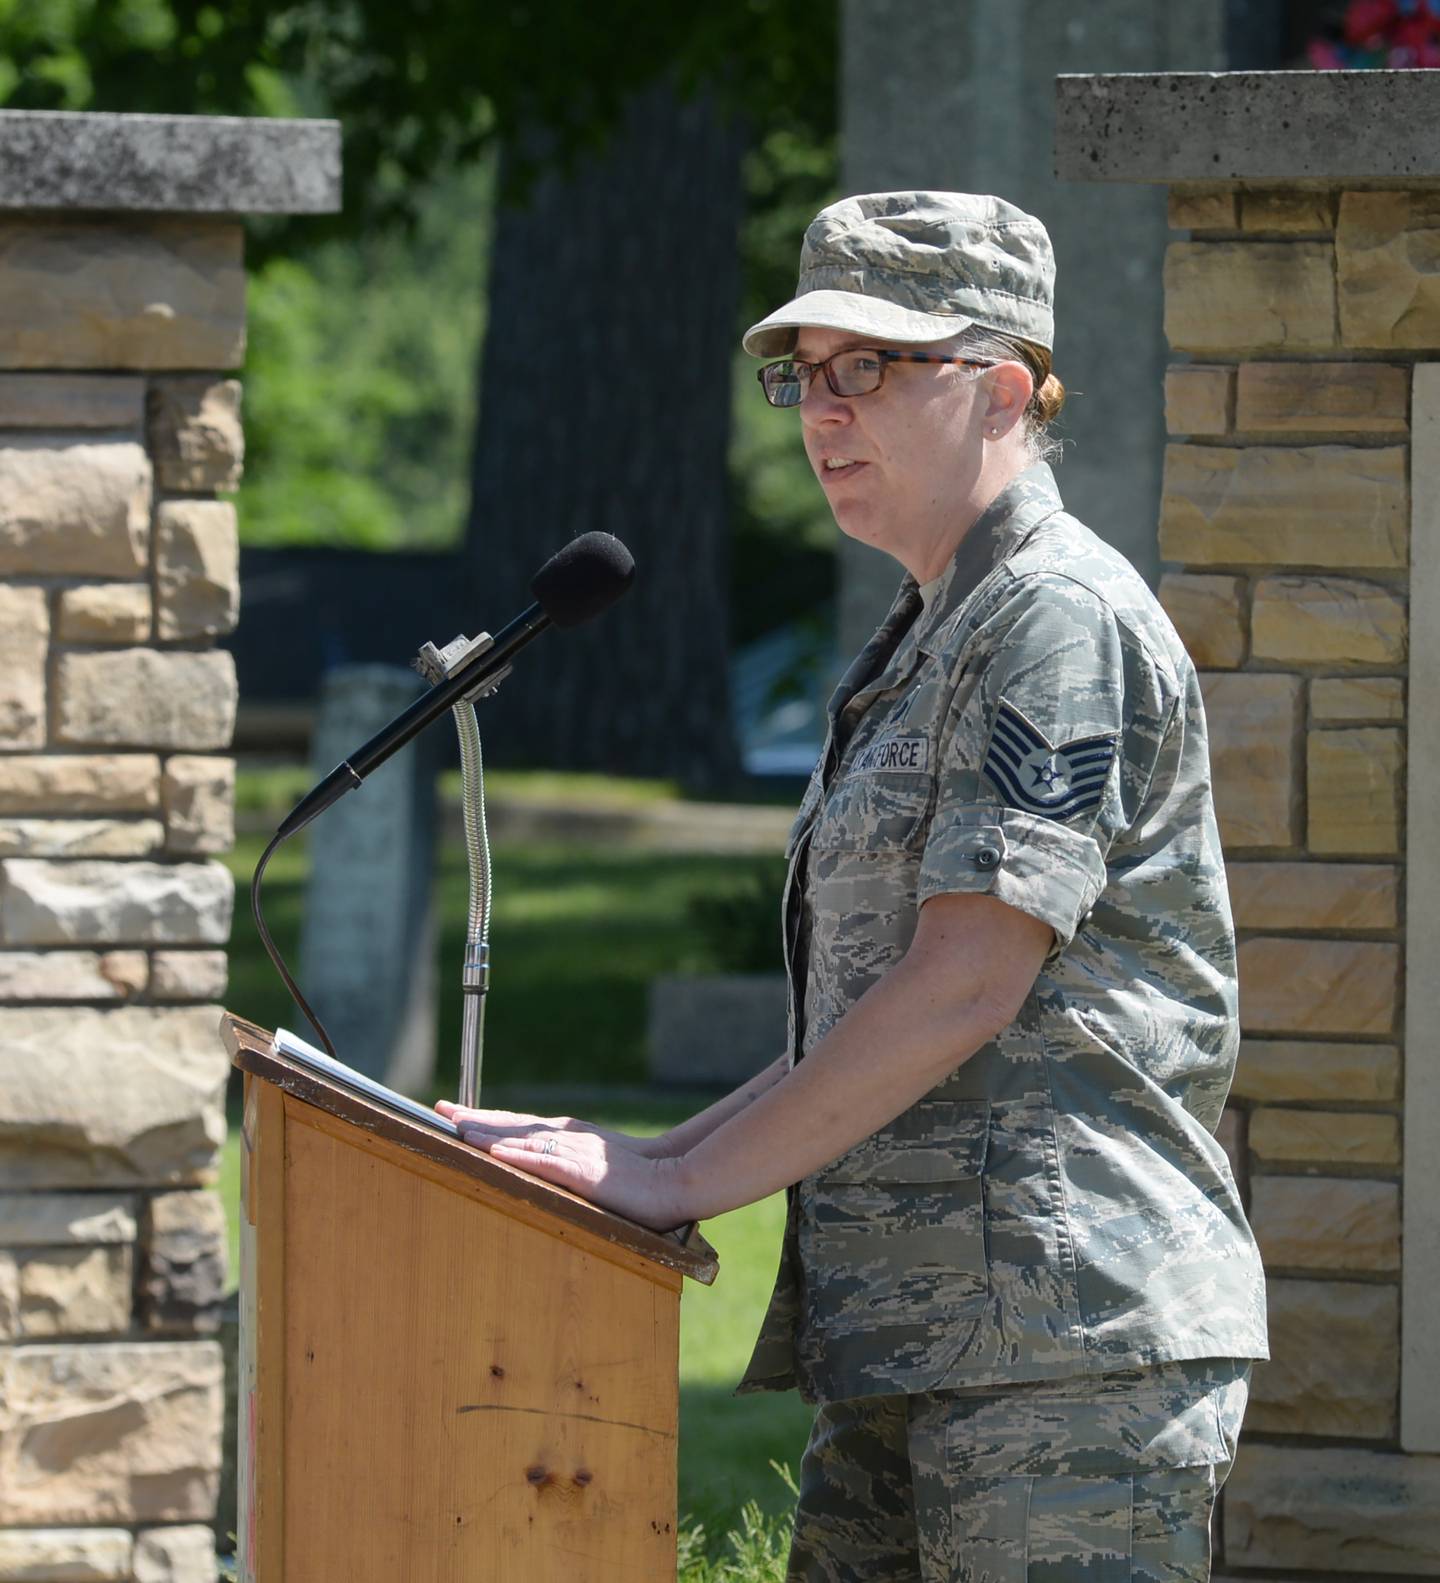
[224, 1014, 718, 1582]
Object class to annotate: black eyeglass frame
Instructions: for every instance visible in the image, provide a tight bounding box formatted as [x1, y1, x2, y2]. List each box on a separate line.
[756, 347, 996, 408]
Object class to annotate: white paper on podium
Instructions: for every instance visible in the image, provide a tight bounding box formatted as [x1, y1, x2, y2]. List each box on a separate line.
[272, 1027, 460, 1139]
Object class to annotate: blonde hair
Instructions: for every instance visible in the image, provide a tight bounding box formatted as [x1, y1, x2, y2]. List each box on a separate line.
[948, 327, 1066, 465]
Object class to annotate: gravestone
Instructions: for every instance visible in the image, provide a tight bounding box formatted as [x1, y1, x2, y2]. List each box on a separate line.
[299, 664, 439, 1091]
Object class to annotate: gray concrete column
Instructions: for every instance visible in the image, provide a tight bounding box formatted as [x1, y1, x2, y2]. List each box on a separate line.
[836, 0, 1225, 657]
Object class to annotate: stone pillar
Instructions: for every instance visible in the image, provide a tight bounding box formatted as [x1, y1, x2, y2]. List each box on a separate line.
[0, 112, 338, 1581]
[1058, 70, 1440, 1577]
[837, 0, 1227, 658]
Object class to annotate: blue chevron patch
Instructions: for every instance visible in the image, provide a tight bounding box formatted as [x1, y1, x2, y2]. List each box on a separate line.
[982, 699, 1116, 819]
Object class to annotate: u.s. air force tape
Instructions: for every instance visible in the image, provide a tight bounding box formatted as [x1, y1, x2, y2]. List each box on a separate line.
[982, 699, 1116, 819]
[850, 735, 931, 774]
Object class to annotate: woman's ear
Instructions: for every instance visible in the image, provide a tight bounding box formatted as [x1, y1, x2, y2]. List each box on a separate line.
[983, 361, 1035, 437]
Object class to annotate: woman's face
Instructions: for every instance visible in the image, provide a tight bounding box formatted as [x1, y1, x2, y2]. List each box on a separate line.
[793, 326, 993, 569]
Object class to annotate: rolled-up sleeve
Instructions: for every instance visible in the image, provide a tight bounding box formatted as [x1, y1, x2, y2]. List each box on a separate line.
[917, 569, 1176, 953]
[919, 806, 1107, 950]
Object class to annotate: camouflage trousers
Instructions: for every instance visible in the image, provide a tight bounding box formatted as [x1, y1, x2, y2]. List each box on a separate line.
[785, 1358, 1250, 1582]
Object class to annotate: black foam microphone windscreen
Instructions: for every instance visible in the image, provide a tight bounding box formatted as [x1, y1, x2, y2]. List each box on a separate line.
[530, 531, 635, 628]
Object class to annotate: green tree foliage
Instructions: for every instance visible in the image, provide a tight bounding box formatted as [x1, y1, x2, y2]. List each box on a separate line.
[1, 1, 838, 599]
[240, 158, 490, 549]
[0, 0, 834, 252]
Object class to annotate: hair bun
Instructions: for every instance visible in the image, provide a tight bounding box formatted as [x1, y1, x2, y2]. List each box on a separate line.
[1034, 372, 1066, 426]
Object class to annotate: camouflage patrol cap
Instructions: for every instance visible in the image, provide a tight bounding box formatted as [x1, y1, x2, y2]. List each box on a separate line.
[742, 191, 1055, 357]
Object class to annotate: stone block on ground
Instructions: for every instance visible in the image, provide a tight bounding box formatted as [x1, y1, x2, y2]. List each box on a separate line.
[0, 858, 233, 947]
[0, 372, 144, 429]
[1311, 675, 1404, 723]
[0, 585, 47, 748]
[1238, 937, 1398, 1036]
[56, 582, 152, 643]
[1251, 574, 1406, 665]
[138, 1191, 227, 1335]
[0, 1006, 227, 1187]
[0, 438, 150, 576]
[147, 377, 243, 493]
[1225, 1443, 1440, 1571]
[0, 755, 160, 815]
[1250, 1175, 1399, 1272]
[1156, 574, 1245, 668]
[1337, 189, 1440, 349]
[0, 220, 244, 371]
[154, 501, 238, 641]
[648, 974, 788, 1087]
[1159, 444, 1407, 568]
[0, 1340, 223, 1524]
[1164, 366, 1232, 435]
[16, 1244, 133, 1337]
[54, 650, 236, 751]
[149, 952, 228, 1003]
[1249, 1277, 1398, 1438]
[1308, 727, 1404, 854]
[0, 820, 165, 858]
[1249, 1107, 1400, 1167]
[1226, 861, 1397, 931]
[0, 949, 147, 1001]
[161, 758, 234, 856]
[0, 1193, 137, 1247]
[1164, 241, 1336, 353]
[134, 1525, 218, 1583]
[299, 665, 439, 1089]
[0, 1527, 133, 1580]
[1198, 673, 1302, 849]
[1235, 360, 1408, 433]
[1232, 1040, 1399, 1104]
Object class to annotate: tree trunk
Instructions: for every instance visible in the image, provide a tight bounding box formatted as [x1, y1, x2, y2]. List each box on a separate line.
[465, 81, 746, 790]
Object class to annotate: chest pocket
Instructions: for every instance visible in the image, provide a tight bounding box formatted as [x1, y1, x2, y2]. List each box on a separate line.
[812, 771, 932, 854]
[799, 1099, 991, 1335]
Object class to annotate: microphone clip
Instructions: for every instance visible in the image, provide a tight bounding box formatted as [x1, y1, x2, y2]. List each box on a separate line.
[413, 631, 513, 703]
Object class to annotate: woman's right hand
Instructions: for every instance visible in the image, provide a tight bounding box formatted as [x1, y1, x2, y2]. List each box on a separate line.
[433, 1100, 674, 1159]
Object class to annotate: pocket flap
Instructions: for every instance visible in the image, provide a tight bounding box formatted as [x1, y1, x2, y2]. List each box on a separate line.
[813, 771, 932, 853]
[823, 1099, 990, 1184]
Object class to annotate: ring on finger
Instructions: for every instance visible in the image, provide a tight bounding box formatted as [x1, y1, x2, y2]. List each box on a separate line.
[541, 1137, 558, 1156]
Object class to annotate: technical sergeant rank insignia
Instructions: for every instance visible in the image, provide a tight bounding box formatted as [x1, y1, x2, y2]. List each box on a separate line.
[982, 699, 1117, 820]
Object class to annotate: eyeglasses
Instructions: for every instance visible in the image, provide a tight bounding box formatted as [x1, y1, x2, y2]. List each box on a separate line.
[757, 347, 994, 408]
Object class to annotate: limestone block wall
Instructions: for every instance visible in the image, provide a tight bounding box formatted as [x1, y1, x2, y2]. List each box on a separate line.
[0, 113, 338, 1583]
[1057, 71, 1440, 1580]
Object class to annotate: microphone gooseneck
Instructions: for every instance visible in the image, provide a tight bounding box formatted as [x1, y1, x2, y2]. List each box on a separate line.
[255, 533, 635, 1059]
[275, 534, 634, 840]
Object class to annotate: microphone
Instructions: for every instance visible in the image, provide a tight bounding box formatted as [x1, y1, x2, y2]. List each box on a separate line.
[276, 532, 635, 839]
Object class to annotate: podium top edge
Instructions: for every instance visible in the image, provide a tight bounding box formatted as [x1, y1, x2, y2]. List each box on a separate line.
[223, 1012, 719, 1286]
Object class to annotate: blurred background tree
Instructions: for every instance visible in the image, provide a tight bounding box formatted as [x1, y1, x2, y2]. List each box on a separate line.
[0, 0, 839, 787]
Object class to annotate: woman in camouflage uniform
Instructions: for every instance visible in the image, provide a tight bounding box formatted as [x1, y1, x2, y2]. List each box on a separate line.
[440, 192, 1268, 1582]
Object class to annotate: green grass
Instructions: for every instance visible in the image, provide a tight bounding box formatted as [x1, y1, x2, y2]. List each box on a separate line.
[228, 832, 787, 1092]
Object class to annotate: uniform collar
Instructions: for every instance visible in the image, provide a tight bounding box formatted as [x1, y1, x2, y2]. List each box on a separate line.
[826, 464, 1066, 735]
[905, 462, 1066, 659]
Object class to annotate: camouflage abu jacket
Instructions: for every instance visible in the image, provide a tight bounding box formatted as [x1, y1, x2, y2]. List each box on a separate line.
[737, 463, 1269, 1404]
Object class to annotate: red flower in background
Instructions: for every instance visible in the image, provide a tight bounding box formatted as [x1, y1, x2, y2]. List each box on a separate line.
[1310, 0, 1440, 67]
[1345, 0, 1400, 44]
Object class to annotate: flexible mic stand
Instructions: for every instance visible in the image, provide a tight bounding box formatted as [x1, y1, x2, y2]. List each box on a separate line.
[414, 631, 507, 1110]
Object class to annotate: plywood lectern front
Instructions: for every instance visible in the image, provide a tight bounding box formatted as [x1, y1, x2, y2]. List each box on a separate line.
[224, 1014, 718, 1582]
